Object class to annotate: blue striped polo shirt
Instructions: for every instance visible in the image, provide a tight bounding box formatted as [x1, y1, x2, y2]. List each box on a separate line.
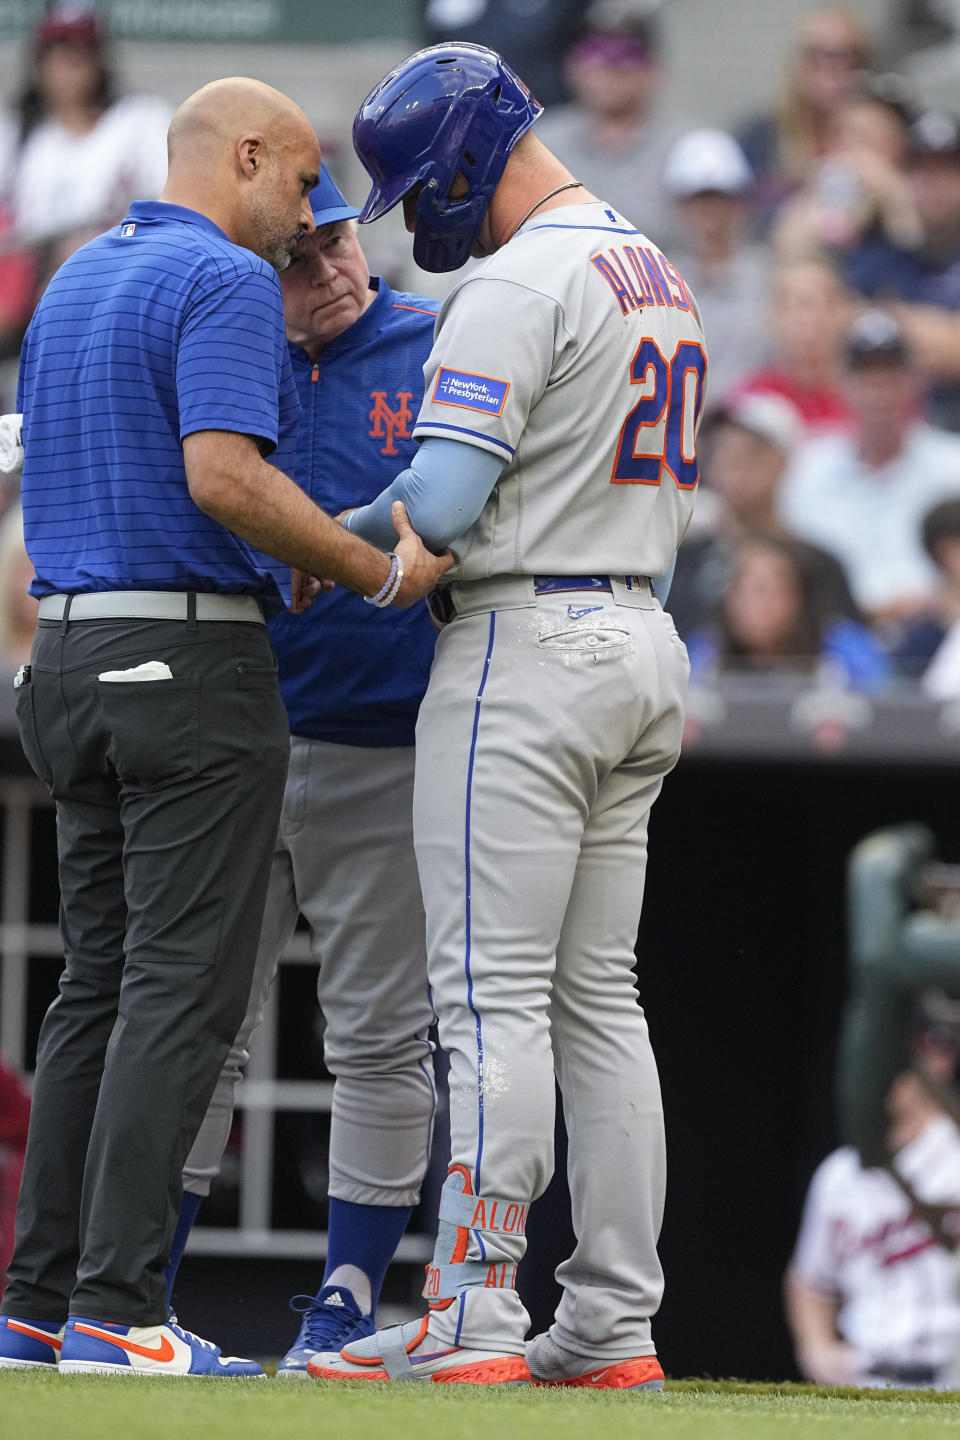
[18, 201, 300, 613]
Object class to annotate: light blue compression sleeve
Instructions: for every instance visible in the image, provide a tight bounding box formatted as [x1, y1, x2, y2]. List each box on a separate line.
[341, 436, 505, 551]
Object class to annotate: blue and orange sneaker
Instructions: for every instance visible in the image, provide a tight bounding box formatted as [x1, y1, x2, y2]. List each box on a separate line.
[0, 1316, 63, 1370]
[526, 1332, 665, 1390]
[277, 1286, 375, 1379]
[306, 1314, 530, 1384]
[58, 1318, 264, 1377]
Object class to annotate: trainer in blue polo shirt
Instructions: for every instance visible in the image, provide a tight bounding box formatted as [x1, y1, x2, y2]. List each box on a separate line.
[0, 82, 450, 1382]
[19, 200, 300, 611]
[168, 167, 442, 1377]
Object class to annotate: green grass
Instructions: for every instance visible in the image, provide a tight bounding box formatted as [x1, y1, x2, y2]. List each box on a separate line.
[3, 1373, 960, 1440]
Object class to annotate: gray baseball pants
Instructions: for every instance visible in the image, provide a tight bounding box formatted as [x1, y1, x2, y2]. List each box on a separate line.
[414, 578, 688, 1358]
[183, 737, 436, 1208]
[1, 614, 289, 1325]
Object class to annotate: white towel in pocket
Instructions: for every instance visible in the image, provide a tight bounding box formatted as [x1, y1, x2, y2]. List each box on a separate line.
[97, 661, 174, 682]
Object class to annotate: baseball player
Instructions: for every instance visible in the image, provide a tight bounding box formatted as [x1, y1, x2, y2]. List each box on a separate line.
[161, 168, 441, 1375]
[786, 1031, 960, 1389]
[307, 43, 707, 1386]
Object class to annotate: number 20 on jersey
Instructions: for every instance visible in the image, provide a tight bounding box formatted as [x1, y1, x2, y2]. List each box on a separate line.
[612, 339, 707, 489]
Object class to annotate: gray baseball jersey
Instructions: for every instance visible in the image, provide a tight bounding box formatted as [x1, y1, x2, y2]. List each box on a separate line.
[402, 201, 708, 1367]
[414, 200, 707, 581]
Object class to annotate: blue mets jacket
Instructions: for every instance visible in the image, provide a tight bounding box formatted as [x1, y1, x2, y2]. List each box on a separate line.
[266, 278, 439, 747]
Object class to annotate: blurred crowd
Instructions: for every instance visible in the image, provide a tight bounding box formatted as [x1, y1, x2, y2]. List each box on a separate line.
[1, 0, 960, 707]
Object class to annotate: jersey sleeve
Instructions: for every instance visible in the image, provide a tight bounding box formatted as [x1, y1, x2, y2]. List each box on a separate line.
[790, 1155, 846, 1297]
[413, 277, 562, 461]
[177, 267, 297, 456]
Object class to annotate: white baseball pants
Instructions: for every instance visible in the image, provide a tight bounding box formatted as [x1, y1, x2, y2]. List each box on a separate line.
[413, 579, 688, 1358]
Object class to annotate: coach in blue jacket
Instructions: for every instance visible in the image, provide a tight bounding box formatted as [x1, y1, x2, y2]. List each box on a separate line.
[167, 170, 440, 1374]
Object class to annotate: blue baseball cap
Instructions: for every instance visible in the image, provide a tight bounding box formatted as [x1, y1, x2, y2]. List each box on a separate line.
[308, 165, 361, 228]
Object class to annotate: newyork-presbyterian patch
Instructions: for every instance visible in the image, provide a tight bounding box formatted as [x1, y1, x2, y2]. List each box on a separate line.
[432, 367, 510, 416]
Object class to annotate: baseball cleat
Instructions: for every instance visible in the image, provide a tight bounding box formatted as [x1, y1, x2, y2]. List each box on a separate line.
[58, 1317, 265, 1377]
[526, 1332, 664, 1390]
[306, 1314, 530, 1384]
[276, 1285, 375, 1379]
[0, 1316, 64, 1369]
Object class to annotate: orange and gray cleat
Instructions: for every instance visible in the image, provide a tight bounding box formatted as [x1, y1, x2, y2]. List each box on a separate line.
[526, 1333, 664, 1390]
[306, 1314, 529, 1384]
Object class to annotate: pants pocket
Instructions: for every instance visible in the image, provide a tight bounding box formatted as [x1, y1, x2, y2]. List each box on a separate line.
[537, 617, 633, 657]
[15, 680, 54, 787]
[98, 677, 200, 788]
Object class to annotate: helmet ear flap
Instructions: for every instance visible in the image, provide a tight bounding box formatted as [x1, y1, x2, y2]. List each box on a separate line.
[412, 179, 487, 272]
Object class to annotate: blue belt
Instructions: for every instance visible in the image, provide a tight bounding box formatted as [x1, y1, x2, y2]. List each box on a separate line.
[533, 576, 613, 594]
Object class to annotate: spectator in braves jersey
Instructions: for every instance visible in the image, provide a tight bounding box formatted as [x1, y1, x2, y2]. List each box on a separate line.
[785, 1021, 960, 1389]
[163, 168, 441, 1376]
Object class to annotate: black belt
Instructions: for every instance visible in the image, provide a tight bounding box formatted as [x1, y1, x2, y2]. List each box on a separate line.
[868, 1362, 941, 1387]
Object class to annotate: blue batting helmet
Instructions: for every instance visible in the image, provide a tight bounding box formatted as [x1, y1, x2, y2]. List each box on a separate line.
[352, 42, 543, 273]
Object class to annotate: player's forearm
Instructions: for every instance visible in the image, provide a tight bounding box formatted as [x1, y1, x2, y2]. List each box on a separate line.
[343, 436, 503, 549]
[783, 1268, 842, 1354]
[184, 430, 391, 596]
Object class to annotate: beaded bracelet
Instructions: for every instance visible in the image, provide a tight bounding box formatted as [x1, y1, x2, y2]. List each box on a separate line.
[363, 553, 398, 606]
[378, 553, 404, 608]
[364, 552, 404, 608]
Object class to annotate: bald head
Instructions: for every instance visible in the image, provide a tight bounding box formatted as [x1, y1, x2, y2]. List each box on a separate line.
[160, 77, 321, 271]
[167, 77, 315, 171]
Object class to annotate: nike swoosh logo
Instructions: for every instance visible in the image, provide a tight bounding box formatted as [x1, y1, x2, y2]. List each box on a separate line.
[567, 604, 603, 618]
[586, 1367, 611, 1383]
[74, 1323, 175, 1362]
[7, 1321, 62, 1351]
[409, 1349, 459, 1364]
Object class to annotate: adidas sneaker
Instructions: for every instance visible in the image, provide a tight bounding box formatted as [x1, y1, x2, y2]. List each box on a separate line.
[276, 1285, 375, 1379]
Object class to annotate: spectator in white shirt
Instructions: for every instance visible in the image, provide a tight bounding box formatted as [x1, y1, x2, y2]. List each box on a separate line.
[778, 308, 960, 624]
[0, 3, 170, 245]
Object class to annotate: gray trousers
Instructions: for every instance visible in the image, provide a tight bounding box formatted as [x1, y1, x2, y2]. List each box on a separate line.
[183, 737, 436, 1208]
[1, 614, 288, 1325]
[414, 581, 688, 1358]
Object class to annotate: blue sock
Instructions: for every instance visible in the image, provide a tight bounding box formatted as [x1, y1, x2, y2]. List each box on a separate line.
[164, 1191, 204, 1304]
[324, 1198, 414, 1314]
